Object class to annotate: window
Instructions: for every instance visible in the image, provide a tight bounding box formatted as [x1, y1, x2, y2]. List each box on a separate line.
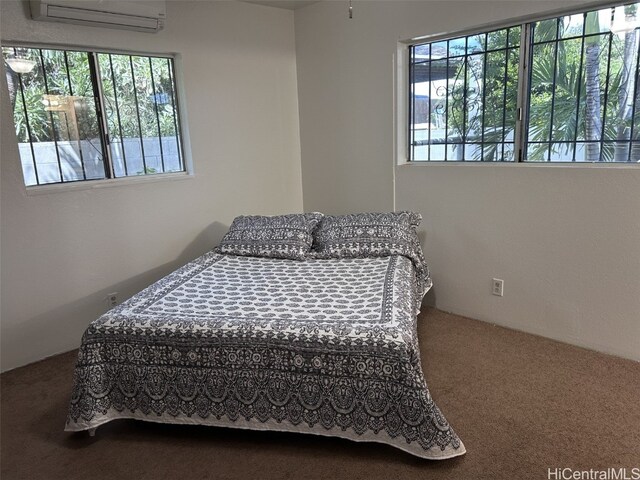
[2, 46, 185, 186]
[408, 2, 640, 163]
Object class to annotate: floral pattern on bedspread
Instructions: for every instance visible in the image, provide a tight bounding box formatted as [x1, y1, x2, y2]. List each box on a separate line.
[66, 253, 464, 459]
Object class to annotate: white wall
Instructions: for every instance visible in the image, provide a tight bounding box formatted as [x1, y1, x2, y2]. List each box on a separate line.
[295, 1, 640, 361]
[0, 0, 303, 371]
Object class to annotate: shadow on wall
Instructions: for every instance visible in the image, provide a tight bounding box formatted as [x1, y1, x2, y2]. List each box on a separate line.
[0, 221, 229, 372]
[176, 221, 229, 266]
[417, 228, 437, 309]
[97, 219, 230, 307]
[99, 219, 229, 310]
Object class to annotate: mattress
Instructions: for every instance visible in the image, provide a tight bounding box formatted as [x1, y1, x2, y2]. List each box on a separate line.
[66, 252, 465, 459]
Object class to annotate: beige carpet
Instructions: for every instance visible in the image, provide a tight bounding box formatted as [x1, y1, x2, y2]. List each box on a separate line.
[2, 308, 639, 479]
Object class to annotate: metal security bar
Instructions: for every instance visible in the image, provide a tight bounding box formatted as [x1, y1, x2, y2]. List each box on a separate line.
[7, 46, 109, 185]
[526, 6, 640, 162]
[409, 1, 640, 163]
[107, 54, 128, 176]
[149, 58, 166, 173]
[2, 45, 185, 186]
[409, 27, 521, 162]
[97, 53, 184, 178]
[14, 48, 40, 185]
[167, 58, 184, 172]
[63, 51, 88, 180]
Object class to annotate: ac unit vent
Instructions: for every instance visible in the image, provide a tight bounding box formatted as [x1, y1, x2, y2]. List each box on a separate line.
[30, 1, 166, 33]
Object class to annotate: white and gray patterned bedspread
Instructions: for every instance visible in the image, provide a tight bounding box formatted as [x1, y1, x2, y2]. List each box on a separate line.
[66, 252, 465, 459]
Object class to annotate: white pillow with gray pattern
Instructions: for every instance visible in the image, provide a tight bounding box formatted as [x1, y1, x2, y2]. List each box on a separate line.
[216, 213, 323, 261]
[311, 211, 432, 297]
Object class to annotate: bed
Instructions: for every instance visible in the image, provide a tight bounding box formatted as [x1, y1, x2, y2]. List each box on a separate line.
[66, 212, 465, 460]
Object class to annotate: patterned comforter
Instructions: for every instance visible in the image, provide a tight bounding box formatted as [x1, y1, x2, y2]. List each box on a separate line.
[66, 252, 465, 459]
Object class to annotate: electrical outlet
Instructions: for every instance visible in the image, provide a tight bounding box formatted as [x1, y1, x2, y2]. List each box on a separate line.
[492, 278, 504, 297]
[106, 292, 118, 308]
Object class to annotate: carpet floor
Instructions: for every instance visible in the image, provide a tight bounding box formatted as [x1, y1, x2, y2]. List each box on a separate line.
[2, 308, 639, 480]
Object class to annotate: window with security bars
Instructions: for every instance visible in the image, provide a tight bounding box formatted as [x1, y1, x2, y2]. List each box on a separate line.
[408, 2, 640, 163]
[2, 46, 185, 186]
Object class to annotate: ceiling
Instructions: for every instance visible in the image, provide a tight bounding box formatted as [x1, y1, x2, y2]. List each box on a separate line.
[241, 1, 320, 10]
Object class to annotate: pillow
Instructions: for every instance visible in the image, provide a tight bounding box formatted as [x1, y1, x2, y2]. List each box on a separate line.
[312, 211, 421, 255]
[216, 213, 323, 260]
[312, 211, 432, 298]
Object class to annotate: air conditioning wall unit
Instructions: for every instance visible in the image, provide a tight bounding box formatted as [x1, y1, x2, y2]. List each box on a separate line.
[29, 0, 166, 33]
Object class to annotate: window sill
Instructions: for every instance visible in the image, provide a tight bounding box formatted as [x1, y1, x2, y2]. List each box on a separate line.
[24, 171, 194, 196]
[397, 161, 640, 170]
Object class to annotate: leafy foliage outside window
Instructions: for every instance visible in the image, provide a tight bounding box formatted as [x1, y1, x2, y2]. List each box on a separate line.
[409, 2, 640, 162]
[2, 46, 184, 186]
